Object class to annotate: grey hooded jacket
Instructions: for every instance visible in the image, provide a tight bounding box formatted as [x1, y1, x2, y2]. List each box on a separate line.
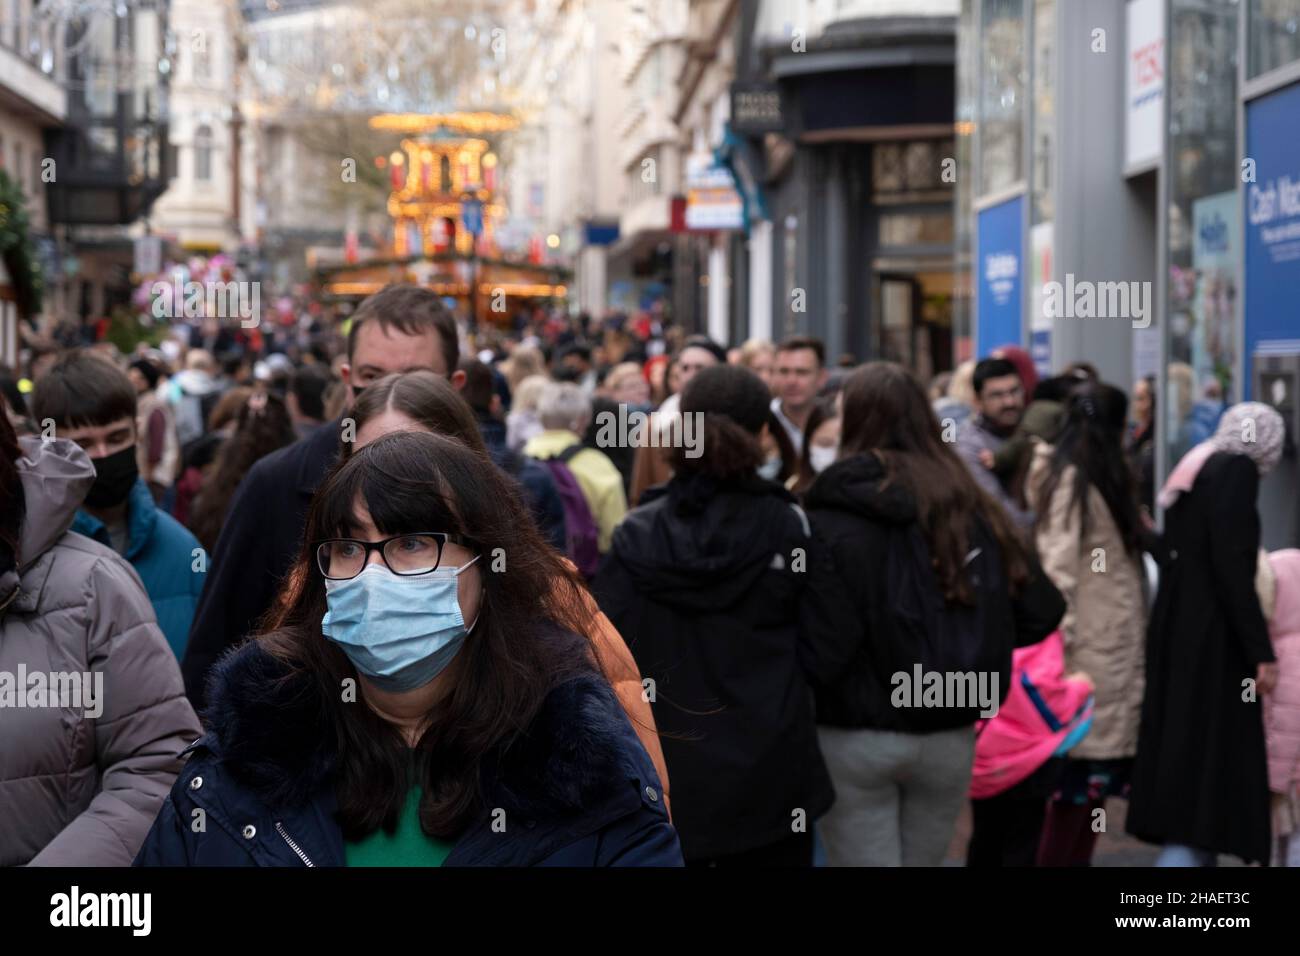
[955, 415, 1035, 532]
[0, 437, 200, 866]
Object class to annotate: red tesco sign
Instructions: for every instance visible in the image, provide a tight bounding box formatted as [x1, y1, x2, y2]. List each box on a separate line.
[1131, 39, 1164, 89]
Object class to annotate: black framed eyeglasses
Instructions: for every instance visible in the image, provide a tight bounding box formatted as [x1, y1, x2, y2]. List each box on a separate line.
[314, 532, 472, 581]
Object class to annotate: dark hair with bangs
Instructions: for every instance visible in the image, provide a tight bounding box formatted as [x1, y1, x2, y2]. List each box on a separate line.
[32, 350, 138, 430]
[258, 430, 599, 841]
[346, 284, 459, 374]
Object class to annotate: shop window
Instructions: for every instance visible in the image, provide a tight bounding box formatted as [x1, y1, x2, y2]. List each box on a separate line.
[1031, 0, 1054, 225]
[879, 212, 955, 246]
[1248, 0, 1300, 79]
[979, 0, 1026, 196]
[872, 139, 956, 204]
[1166, 0, 1240, 471]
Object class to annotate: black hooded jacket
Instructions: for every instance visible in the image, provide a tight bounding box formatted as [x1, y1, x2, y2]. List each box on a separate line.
[804, 453, 1066, 731]
[593, 472, 858, 861]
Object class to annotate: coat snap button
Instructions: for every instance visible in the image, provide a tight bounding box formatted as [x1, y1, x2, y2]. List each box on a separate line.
[242, 825, 257, 840]
[1170, 549, 1178, 561]
[645, 786, 659, 802]
[189, 776, 203, 790]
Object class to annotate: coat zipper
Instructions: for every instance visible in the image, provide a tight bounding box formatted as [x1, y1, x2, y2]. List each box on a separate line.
[274, 821, 316, 867]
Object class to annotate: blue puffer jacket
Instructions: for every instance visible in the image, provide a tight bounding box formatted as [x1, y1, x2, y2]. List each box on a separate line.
[134, 636, 682, 867]
[72, 477, 205, 659]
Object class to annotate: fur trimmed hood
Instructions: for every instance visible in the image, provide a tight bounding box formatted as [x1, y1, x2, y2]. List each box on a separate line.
[196, 634, 640, 820]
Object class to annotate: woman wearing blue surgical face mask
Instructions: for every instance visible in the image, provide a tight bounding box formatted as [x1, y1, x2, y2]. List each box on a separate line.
[135, 430, 681, 867]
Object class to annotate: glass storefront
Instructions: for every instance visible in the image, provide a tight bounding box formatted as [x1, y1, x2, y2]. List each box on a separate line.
[873, 135, 958, 377]
[1030, 0, 1054, 226]
[1165, 0, 1240, 467]
[954, 0, 977, 359]
[1027, 0, 1055, 375]
[979, 0, 1026, 196]
[1248, 0, 1300, 79]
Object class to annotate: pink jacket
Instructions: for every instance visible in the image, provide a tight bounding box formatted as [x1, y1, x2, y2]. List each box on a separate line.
[1265, 550, 1300, 796]
[970, 631, 1094, 800]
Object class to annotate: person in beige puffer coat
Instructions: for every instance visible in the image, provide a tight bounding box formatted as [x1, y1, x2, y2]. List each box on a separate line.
[1026, 383, 1146, 866]
[0, 416, 200, 867]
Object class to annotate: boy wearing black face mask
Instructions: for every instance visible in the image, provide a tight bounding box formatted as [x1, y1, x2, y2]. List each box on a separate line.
[32, 351, 206, 659]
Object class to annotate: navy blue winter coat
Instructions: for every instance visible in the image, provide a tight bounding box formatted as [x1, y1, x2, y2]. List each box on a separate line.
[135, 638, 681, 866]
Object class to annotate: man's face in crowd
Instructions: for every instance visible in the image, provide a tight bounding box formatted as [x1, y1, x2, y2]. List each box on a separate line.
[610, 374, 649, 406]
[62, 416, 136, 460]
[563, 354, 591, 377]
[1133, 379, 1152, 425]
[342, 322, 460, 399]
[676, 347, 719, 392]
[774, 347, 825, 411]
[976, 374, 1025, 431]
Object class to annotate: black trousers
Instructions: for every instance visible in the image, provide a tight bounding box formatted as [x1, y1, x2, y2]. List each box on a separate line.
[966, 757, 1063, 867]
[686, 830, 815, 868]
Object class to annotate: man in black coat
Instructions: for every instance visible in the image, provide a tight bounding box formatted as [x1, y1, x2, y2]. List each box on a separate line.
[181, 286, 465, 709]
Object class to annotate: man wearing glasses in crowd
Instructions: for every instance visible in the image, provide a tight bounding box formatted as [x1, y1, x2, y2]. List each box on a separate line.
[181, 285, 465, 708]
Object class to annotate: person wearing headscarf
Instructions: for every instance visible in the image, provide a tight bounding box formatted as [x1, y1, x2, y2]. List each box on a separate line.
[1127, 402, 1286, 866]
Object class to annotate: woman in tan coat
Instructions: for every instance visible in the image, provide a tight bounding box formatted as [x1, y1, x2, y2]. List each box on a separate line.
[1027, 383, 1145, 866]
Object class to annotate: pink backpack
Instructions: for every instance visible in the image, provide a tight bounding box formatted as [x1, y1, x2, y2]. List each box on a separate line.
[969, 631, 1094, 800]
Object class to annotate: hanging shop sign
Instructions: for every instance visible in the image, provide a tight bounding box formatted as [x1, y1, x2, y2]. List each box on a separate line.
[1125, 0, 1166, 171]
[684, 152, 745, 232]
[976, 194, 1024, 358]
[730, 82, 784, 135]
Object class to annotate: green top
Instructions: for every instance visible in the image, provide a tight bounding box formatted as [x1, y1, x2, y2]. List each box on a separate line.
[344, 786, 455, 867]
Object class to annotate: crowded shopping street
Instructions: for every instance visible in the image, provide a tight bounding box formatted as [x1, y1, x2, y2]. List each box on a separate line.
[2, 0, 1299, 940]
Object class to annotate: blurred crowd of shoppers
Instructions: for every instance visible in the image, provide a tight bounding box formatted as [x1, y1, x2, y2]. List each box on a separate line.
[1, 285, 1296, 869]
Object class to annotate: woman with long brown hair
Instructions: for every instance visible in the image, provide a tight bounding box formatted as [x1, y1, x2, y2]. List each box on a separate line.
[136, 430, 680, 866]
[803, 362, 1064, 866]
[188, 389, 296, 553]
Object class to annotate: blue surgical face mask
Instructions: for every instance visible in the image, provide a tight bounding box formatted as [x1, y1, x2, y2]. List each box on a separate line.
[321, 555, 481, 693]
[757, 457, 783, 481]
